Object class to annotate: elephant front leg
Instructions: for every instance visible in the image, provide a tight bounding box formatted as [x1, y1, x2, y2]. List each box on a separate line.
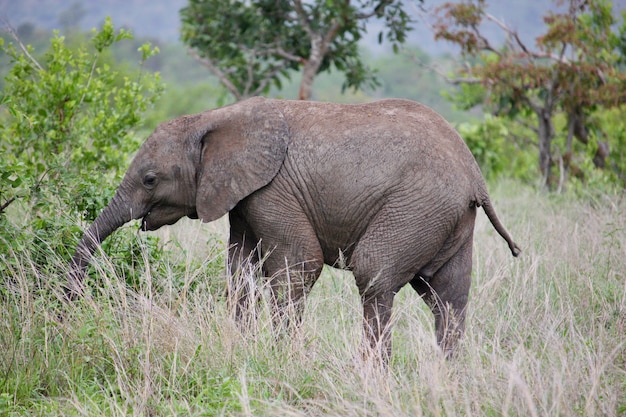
[361, 289, 397, 363]
[227, 211, 262, 323]
[411, 239, 473, 357]
[235, 191, 324, 335]
[263, 255, 323, 334]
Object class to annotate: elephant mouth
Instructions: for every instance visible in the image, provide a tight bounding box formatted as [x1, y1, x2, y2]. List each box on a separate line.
[140, 205, 156, 231]
[141, 212, 167, 231]
[140, 205, 195, 231]
[140, 213, 151, 231]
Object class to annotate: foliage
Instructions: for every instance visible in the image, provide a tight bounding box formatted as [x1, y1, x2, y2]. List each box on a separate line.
[564, 105, 626, 191]
[432, 0, 626, 189]
[457, 115, 536, 182]
[0, 18, 164, 281]
[456, 104, 626, 188]
[180, 0, 418, 100]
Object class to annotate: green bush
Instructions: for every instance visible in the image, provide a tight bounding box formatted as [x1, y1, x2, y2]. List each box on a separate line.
[0, 18, 165, 287]
[457, 115, 536, 182]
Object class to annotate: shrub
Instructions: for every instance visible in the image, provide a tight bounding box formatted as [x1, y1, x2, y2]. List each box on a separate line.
[0, 18, 164, 288]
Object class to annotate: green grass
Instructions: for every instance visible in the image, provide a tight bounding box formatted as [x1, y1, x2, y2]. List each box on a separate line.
[1, 181, 625, 416]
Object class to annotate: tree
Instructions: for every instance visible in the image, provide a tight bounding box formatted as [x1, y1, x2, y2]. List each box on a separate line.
[180, 0, 417, 101]
[432, 0, 626, 189]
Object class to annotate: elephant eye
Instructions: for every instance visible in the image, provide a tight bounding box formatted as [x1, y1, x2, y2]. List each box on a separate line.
[143, 174, 158, 188]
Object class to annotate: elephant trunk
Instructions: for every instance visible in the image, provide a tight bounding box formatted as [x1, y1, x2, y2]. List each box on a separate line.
[65, 190, 135, 300]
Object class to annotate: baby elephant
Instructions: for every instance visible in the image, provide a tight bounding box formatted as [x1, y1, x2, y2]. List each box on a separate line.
[68, 97, 520, 359]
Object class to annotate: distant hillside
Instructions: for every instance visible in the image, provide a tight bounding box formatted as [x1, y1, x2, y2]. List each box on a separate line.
[0, 0, 187, 41]
[1, 0, 572, 55]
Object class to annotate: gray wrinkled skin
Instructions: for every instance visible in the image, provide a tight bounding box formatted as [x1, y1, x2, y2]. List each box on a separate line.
[68, 97, 520, 360]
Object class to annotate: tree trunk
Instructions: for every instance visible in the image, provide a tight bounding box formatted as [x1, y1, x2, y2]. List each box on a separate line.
[298, 35, 325, 100]
[537, 108, 555, 189]
[298, 60, 319, 100]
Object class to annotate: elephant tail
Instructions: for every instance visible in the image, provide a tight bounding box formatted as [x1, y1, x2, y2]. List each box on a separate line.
[476, 197, 522, 257]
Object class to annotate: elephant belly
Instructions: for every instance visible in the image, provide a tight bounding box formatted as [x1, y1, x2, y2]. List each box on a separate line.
[307, 193, 386, 269]
[317, 233, 357, 269]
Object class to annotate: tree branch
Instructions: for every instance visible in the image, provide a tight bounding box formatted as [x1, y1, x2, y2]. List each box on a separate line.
[483, 12, 570, 64]
[242, 48, 256, 98]
[409, 54, 483, 85]
[253, 64, 289, 96]
[514, 116, 539, 135]
[354, 0, 393, 19]
[1, 18, 44, 71]
[292, 0, 313, 36]
[0, 197, 17, 215]
[323, 19, 344, 46]
[522, 95, 544, 116]
[187, 48, 242, 100]
[265, 46, 303, 63]
[470, 21, 502, 56]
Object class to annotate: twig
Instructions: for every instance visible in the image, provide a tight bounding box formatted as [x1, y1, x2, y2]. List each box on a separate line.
[483, 12, 570, 64]
[355, 0, 393, 19]
[0, 17, 44, 71]
[409, 53, 483, 85]
[0, 197, 16, 214]
[254, 65, 289, 97]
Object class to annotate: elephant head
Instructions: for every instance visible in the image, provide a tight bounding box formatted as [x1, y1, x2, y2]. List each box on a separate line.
[66, 97, 288, 298]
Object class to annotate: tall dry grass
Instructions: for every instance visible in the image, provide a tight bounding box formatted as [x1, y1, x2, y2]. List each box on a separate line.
[1, 182, 624, 416]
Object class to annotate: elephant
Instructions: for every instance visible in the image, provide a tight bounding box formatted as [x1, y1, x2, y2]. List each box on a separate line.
[67, 96, 520, 359]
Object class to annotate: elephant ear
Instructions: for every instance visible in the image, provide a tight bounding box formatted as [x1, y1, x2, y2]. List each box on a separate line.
[195, 97, 288, 223]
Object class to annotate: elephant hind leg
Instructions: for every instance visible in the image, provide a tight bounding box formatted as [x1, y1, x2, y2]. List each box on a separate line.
[411, 238, 473, 357]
